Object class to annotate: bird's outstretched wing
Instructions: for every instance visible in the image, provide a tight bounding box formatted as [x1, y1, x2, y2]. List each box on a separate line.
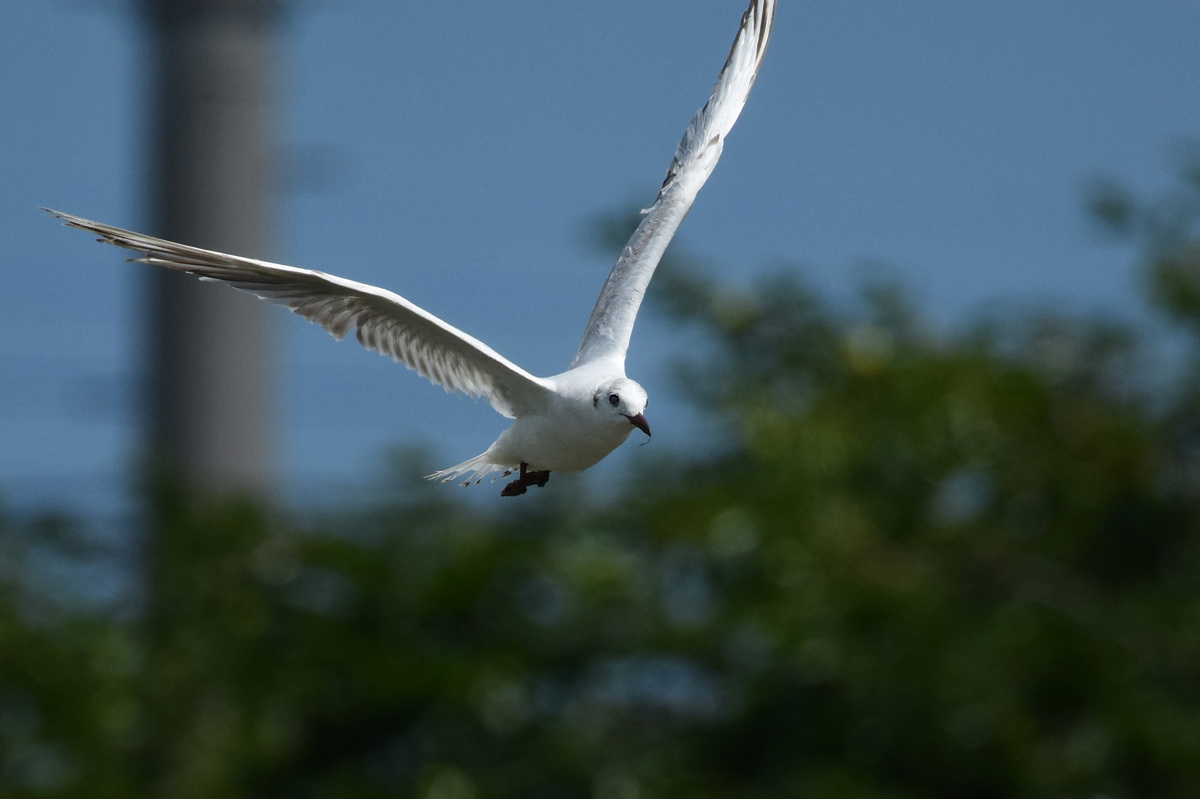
[47, 209, 553, 419]
[570, 0, 776, 370]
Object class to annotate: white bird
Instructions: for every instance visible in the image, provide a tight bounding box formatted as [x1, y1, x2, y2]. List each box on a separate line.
[49, 0, 776, 496]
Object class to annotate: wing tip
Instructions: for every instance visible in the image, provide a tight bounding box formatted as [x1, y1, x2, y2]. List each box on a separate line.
[43, 207, 86, 230]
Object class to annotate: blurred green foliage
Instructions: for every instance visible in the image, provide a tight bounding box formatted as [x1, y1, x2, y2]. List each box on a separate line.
[1087, 142, 1200, 333]
[5, 172, 1200, 798]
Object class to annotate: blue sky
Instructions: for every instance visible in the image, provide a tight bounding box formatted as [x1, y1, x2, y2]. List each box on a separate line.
[4, 1, 1199, 516]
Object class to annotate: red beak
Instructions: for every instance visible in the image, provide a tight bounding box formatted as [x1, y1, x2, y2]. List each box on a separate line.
[625, 413, 651, 438]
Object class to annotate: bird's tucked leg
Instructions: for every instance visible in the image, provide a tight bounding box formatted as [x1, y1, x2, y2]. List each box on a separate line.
[501, 462, 551, 496]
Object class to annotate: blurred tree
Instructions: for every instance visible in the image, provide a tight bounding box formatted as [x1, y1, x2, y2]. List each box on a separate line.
[3, 172, 1200, 798]
[1087, 141, 1200, 331]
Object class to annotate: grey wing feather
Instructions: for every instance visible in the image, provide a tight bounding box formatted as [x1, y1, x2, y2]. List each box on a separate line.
[570, 0, 776, 370]
[47, 209, 552, 419]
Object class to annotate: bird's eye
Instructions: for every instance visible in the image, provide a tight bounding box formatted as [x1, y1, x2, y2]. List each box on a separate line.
[608, 393, 620, 407]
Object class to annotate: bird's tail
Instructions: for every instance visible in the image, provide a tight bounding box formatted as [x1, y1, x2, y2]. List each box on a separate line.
[427, 451, 515, 486]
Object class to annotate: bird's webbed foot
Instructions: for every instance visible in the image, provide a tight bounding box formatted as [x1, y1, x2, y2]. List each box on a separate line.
[500, 462, 551, 497]
[500, 480, 527, 497]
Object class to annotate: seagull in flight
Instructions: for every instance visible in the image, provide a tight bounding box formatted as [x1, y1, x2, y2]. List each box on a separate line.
[49, 0, 776, 496]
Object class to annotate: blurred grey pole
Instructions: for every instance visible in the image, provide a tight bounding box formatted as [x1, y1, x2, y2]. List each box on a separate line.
[139, 0, 280, 496]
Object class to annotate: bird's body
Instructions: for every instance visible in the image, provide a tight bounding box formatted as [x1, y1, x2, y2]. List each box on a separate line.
[50, 0, 775, 495]
[445, 367, 648, 482]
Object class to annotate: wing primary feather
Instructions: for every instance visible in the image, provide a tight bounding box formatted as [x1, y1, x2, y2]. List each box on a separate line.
[45, 207, 553, 419]
[570, 0, 775, 370]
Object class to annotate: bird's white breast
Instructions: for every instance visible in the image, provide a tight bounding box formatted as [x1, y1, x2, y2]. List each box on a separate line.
[490, 400, 635, 473]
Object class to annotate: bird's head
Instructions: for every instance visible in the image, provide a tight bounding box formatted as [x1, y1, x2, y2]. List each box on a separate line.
[593, 378, 651, 438]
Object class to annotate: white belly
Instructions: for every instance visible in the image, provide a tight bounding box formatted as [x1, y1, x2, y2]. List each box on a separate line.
[490, 410, 636, 473]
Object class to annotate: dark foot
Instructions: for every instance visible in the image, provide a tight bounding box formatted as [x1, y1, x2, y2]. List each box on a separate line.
[499, 462, 552, 496]
[501, 480, 527, 497]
